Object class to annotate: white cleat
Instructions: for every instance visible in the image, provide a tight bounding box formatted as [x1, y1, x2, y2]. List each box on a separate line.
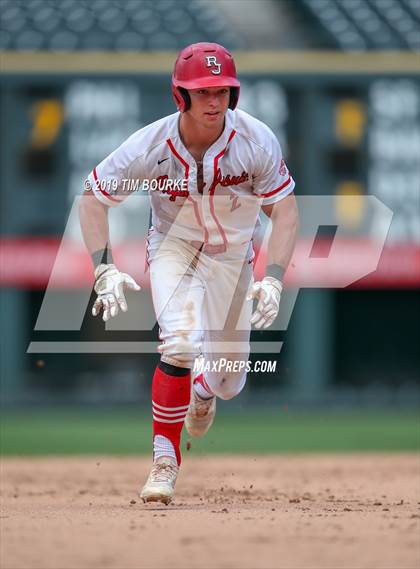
[139, 456, 179, 505]
[185, 389, 216, 438]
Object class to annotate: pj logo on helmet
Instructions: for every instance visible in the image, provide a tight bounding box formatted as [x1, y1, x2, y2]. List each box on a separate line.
[205, 56, 221, 75]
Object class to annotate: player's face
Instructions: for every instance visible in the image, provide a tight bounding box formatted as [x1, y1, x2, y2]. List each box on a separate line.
[188, 87, 230, 128]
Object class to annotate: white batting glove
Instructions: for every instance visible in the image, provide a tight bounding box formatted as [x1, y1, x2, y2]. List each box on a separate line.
[92, 263, 141, 322]
[246, 276, 283, 330]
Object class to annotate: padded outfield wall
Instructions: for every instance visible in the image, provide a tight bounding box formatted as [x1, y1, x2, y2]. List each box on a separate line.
[0, 51, 419, 405]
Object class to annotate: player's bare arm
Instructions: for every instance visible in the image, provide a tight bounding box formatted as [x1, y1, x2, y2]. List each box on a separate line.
[79, 189, 111, 257]
[79, 189, 140, 322]
[262, 192, 299, 274]
[247, 193, 298, 329]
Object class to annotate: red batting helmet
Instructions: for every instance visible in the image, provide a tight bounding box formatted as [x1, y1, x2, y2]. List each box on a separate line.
[172, 42, 240, 112]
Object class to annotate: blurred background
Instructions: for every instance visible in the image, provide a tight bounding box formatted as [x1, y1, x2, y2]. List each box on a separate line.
[0, 0, 419, 454]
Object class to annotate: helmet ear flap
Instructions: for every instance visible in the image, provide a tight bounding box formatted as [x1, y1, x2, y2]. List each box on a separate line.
[178, 87, 190, 112]
[172, 86, 191, 112]
[229, 87, 240, 110]
[173, 85, 239, 111]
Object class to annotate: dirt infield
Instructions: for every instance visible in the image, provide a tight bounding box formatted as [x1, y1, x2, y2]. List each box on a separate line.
[1, 454, 419, 569]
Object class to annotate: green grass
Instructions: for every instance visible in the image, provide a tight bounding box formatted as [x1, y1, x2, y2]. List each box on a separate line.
[1, 409, 418, 456]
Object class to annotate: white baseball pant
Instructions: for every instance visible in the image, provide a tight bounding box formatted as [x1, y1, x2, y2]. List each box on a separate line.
[147, 231, 253, 400]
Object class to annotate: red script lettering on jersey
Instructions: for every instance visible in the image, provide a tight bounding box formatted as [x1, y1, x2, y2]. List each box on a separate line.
[214, 169, 249, 188]
[155, 175, 190, 202]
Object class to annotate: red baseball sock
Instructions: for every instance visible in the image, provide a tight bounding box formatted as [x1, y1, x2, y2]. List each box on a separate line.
[152, 363, 190, 466]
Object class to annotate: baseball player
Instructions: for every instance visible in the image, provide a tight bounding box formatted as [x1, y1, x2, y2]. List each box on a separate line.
[79, 43, 298, 504]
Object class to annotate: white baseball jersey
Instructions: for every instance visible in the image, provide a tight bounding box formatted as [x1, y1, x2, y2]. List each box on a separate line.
[87, 108, 295, 255]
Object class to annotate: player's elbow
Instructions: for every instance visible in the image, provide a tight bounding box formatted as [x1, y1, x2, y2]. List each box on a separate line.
[79, 189, 108, 220]
[273, 194, 299, 231]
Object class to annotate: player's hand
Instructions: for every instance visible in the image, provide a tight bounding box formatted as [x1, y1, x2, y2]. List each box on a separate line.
[246, 276, 283, 329]
[92, 263, 141, 322]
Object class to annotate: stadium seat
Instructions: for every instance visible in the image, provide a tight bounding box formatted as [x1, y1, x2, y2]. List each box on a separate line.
[1, 0, 243, 51]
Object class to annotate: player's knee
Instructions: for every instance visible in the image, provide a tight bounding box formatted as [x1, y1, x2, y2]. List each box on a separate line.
[159, 334, 201, 369]
[216, 385, 241, 400]
[208, 370, 247, 400]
